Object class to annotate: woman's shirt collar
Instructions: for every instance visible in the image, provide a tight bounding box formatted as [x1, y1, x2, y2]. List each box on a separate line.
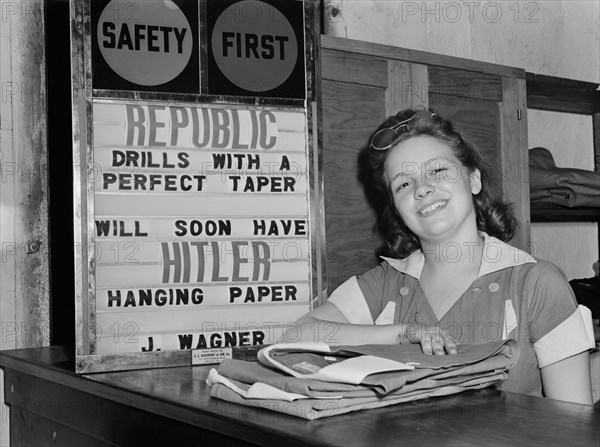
[381, 233, 536, 280]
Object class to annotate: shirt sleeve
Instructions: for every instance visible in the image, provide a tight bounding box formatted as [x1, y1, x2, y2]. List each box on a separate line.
[527, 260, 596, 368]
[327, 264, 389, 325]
[326, 276, 374, 324]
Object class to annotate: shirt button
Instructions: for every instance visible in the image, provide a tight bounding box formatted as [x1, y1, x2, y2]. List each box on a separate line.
[488, 282, 500, 293]
[400, 287, 410, 296]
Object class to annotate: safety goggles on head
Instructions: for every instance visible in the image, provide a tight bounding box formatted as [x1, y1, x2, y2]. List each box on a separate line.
[369, 110, 436, 151]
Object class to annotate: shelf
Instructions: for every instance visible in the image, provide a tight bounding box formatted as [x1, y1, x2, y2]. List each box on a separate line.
[526, 73, 600, 115]
[530, 204, 600, 223]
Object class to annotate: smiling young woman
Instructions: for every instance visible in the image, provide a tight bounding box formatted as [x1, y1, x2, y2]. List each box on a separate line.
[282, 109, 595, 405]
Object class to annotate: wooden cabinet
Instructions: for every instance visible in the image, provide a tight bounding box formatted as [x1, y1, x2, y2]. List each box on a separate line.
[320, 36, 529, 296]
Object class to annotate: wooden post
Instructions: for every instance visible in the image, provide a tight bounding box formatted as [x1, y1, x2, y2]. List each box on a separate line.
[0, 0, 50, 350]
[500, 76, 530, 252]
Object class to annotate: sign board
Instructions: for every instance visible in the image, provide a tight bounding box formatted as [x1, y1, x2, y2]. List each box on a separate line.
[70, 0, 323, 373]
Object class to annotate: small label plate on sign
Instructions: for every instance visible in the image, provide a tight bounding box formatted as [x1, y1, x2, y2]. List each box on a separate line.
[192, 347, 233, 365]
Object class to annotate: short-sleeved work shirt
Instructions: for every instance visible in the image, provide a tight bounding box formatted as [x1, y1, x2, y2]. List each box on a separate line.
[328, 233, 595, 396]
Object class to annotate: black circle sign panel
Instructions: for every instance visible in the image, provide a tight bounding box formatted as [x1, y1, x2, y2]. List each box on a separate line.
[207, 0, 306, 99]
[92, 0, 199, 94]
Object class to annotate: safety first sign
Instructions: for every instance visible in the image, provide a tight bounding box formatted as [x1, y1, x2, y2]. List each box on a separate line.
[207, 0, 305, 99]
[92, 0, 199, 93]
[91, 0, 306, 99]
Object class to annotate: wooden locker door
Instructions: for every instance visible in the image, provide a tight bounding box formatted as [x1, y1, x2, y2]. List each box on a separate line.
[320, 49, 388, 296]
[428, 67, 530, 250]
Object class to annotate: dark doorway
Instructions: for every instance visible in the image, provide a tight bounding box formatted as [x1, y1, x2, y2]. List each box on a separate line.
[47, 0, 75, 348]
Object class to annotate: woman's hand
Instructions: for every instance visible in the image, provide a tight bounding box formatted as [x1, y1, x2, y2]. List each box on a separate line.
[398, 323, 458, 355]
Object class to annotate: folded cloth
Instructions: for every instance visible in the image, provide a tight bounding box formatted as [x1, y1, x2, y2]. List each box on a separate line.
[258, 341, 415, 385]
[209, 376, 505, 420]
[207, 340, 519, 419]
[528, 147, 600, 208]
[211, 358, 377, 399]
[259, 339, 518, 394]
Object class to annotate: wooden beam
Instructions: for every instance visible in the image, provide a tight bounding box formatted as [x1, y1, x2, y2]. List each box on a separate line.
[321, 35, 526, 79]
[526, 73, 600, 115]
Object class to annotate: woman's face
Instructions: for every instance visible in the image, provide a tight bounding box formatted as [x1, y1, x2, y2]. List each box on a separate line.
[384, 135, 481, 243]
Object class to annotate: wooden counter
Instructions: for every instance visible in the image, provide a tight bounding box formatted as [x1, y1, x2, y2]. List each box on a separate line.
[1, 346, 598, 446]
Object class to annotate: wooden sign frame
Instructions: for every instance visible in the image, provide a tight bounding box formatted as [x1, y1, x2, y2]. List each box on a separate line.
[70, 0, 324, 373]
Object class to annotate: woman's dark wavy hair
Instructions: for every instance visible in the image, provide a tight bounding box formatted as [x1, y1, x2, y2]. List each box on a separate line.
[358, 108, 518, 259]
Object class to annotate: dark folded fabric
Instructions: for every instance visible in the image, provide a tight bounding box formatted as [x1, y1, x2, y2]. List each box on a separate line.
[528, 147, 600, 208]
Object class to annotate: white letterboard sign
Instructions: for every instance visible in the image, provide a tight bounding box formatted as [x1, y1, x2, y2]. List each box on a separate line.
[71, 0, 322, 373]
